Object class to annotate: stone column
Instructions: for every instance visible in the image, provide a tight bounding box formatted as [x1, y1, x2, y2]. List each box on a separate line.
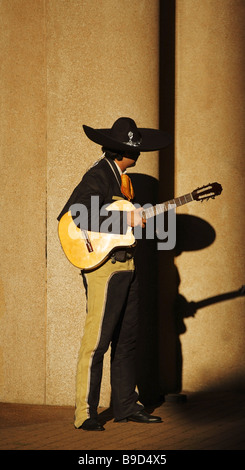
[0, 0, 47, 403]
[175, 0, 245, 392]
[0, 0, 160, 407]
[46, 0, 160, 406]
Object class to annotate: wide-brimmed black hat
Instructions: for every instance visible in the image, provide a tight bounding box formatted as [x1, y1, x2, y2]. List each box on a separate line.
[83, 117, 172, 154]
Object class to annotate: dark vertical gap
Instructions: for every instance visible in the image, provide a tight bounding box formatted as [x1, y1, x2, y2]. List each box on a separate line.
[158, 0, 178, 396]
[133, 1, 177, 406]
[134, 1, 177, 406]
[159, 0, 175, 199]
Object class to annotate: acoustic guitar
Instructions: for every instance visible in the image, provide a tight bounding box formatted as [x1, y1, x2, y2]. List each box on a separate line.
[58, 182, 222, 271]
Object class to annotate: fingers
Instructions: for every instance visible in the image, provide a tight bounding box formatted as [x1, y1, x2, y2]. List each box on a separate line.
[138, 207, 146, 228]
[127, 208, 147, 227]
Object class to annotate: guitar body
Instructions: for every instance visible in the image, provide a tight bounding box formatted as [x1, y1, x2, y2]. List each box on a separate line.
[58, 182, 223, 271]
[58, 199, 136, 271]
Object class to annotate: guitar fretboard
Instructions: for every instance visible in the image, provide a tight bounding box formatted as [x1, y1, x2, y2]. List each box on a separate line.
[144, 192, 193, 219]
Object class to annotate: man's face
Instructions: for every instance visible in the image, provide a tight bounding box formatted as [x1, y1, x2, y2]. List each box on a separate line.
[123, 154, 139, 168]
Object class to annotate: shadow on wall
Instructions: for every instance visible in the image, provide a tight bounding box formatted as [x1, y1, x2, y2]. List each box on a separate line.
[130, 173, 245, 405]
[158, 213, 214, 399]
[129, 173, 160, 405]
[130, 174, 219, 404]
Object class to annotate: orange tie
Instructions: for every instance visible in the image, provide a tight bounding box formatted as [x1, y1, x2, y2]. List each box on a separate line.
[121, 174, 135, 201]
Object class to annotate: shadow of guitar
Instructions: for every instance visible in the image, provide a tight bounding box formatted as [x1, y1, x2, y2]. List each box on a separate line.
[161, 285, 245, 402]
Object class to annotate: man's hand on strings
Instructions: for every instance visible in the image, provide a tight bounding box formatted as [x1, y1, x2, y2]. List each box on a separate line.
[127, 207, 146, 228]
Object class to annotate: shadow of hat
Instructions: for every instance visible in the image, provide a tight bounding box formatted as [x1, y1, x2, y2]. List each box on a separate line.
[175, 214, 216, 255]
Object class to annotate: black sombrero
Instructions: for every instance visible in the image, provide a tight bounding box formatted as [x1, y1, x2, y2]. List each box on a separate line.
[83, 117, 172, 155]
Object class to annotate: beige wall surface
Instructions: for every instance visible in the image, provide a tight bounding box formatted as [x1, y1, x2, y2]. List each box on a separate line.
[175, 0, 245, 392]
[46, 0, 160, 407]
[0, 0, 160, 406]
[0, 0, 47, 403]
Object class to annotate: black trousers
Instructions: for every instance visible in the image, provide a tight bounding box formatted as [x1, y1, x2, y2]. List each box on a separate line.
[74, 257, 142, 428]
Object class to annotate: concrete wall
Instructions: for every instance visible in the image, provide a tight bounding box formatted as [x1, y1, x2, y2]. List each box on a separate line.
[0, 0, 244, 408]
[0, 0, 160, 406]
[0, 0, 47, 403]
[175, 0, 245, 393]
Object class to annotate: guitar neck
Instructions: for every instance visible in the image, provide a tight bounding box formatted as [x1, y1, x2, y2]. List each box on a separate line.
[144, 192, 194, 219]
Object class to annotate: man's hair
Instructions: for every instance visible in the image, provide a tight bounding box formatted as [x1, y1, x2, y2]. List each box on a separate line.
[102, 147, 124, 161]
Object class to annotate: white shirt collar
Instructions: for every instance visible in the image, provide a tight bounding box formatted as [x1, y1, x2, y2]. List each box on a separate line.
[114, 161, 122, 175]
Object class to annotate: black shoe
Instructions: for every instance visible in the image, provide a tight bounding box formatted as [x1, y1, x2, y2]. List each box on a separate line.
[78, 418, 105, 431]
[115, 409, 162, 424]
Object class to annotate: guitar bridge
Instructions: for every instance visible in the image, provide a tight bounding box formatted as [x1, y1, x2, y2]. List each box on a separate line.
[81, 230, 94, 253]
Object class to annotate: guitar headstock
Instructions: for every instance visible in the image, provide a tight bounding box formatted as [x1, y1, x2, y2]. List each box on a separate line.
[192, 182, 223, 202]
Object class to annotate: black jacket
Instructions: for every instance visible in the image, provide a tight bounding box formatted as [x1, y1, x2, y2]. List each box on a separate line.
[57, 157, 129, 235]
